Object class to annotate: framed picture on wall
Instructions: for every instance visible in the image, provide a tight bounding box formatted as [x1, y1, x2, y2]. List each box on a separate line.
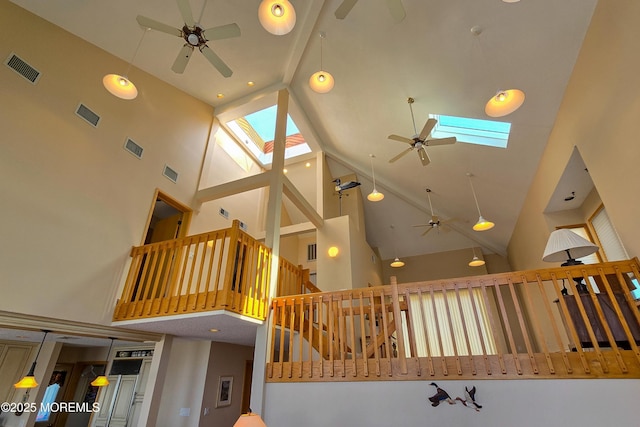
[216, 376, 233, 407]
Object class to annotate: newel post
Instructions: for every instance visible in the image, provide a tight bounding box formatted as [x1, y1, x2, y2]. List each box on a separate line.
[390, 276, 408, 374]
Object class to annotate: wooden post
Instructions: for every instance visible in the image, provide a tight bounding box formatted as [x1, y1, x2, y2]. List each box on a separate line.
[390, 276, 408, 375]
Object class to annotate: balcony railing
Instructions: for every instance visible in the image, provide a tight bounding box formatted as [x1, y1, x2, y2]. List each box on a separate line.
[113, 220, 309, 322]
[266, 259, 640, 382]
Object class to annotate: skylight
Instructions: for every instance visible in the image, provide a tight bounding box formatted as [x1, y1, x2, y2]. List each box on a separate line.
[225, 105, 311, 166]
[430, 114, 511, 149]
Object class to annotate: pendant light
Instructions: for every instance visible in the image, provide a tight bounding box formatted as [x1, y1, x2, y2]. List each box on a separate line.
[91, 337, 116, 387]
[469, 247, 486, 267]
[309, 32, 335, 93]
[14, 330, 50, 388]
[467, 173, 494, 231]
[103, 28, 149, 100]
[367, 154, 384, 202]
[258, 0, 296, 35]
[471, 25, 525, 117]
[389, 225, 405, 268]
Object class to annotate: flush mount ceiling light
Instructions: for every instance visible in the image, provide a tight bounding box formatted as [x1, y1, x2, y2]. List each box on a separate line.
[309, 32, 335, 94]
[467, 173, 494, 231]
[390, 225, 405, 268]
[91, 337, 116, 387]
[471, 25, 525, 117]
[259, 0, 296, 35]
[103, 28, 149, 100]
[14, 330, 51, 388]
[367, 154, 384, 202]
[469, 247, 486, 267]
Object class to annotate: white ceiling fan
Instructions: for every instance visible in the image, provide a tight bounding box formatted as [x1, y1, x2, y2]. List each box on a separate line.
[388, 98, 457, 167]
[412, 189, 454, 236]
[335, 0, 406, 22]
[136, 0, 240, 77]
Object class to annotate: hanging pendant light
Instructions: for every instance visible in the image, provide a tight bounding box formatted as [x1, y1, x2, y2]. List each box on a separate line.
[91, 337, 116, 387]
[258, 0, 296, 35]
[14, 330, 51, 388]
[389, 225, 405, 267]
[471, 25, 525, 117]
[467, 173, 494, 231]
[103, 28, 149, 100]
[469, 247, 486, 267]
[309, 32, 335, 93]
[367, 154, 384, 202]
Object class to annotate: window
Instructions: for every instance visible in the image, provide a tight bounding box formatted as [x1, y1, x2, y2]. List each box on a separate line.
[430, 114, 511, 149]
[588, 204, 628, 262]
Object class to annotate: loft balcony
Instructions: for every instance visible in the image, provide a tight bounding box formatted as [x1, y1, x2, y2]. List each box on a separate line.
[266, 259, 640, 382]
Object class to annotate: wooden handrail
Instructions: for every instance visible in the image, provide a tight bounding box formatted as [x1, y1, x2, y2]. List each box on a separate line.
[266, 259, 640, 382]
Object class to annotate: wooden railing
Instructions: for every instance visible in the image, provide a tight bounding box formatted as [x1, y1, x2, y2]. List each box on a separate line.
[113, 220, 276, 322]
[266, 259, 640, 382]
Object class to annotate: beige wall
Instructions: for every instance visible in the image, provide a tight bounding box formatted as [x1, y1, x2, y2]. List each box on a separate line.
[508, 0, 640, 270]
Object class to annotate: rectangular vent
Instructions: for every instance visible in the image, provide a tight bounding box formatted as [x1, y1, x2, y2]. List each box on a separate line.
[124, 138, 143, 159]
[5, 53, 40, 84]
[307, 243, 317, 261]
[162, 165, 178, 183]
[219, 207, 229, 219]
[75, 104, 100, 127]
[239, 221, 248, 231]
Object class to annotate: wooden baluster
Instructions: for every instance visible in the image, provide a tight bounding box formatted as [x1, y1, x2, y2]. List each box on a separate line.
[520, 275, 554, 374]
[506, 277, 538, 374]
[328, 295, 335, 377]
[288, 297, 295, 378]
[156, 241, 177, 314]
[453, 284, 476, 375]
[613, 266, 640, 363]
[480, 281, 506, 374]
[267, 300, 277, 379]
[338, 294, 346, 377]
[465, 281, 491, 376]
[493, 278, 522, 375]
[367, 290, 381, 377]
[308, 296, 315, 378]
[203, 232, 219, 309]
[404, 289, 421, 376]
[535, 274, 571, 374]
[119, 250, 144, 319]
[298, 297, 305, 378]
[416, 288, 435, 376]
[379, 289, 393, 377]
[277, 298, 287, 379]
[429, 286, 448, 376]
[441, 285, 462, 375]
[318, 296, 324, 378]
[138, 246, 161, 316]
[347, 294, 358, 377]
[390, 277, 408, 375]
[358, 293, 370, 378]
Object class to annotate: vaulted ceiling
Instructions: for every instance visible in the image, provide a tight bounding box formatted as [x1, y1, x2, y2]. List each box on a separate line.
[10, 0, 598, 261]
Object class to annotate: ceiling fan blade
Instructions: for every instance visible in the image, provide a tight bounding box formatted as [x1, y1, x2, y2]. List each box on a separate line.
[172, 44, 193, 74]
[204, 23, 241, 40]
[177, 0, 196, 27]
[388, 134, 414, 144]
[389, 147, 413, 163]
[412, 224, 430, 227]
[136, 15, 182, 37]
[418, 147, 431, 166]
[426, 136, 457, 146]
[386, 0, 406, 22]
[422, 227, 434, 236]
[200, 45, 233, 77]
[418, 118, 437, 141]
[335, 0, 358, 19]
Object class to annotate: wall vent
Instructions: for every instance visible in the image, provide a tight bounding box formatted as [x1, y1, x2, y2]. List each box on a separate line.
[239, 221, 248, 231]
[219, 207, 229, 219]
[307, 243, 317, 261]
[75, 104, 100, 127]
[5, 53, 41, 84]
[124, 138, 143, 159]
[162, 165, 178, 183]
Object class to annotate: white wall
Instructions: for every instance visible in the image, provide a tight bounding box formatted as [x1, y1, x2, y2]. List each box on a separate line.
[263, 379, 639, 427]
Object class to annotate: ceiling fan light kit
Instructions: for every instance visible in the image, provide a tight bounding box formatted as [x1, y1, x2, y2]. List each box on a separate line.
[367, 154, 384, 202]
[259, 0, 296, 35]
[484, 88, 525, 117]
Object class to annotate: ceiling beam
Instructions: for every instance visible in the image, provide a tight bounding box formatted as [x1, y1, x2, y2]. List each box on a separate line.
[282, 176, 324, 228]
[195, 171, 272, 203]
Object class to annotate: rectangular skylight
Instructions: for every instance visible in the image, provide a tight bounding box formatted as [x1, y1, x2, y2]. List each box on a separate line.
[430, 114, 511, 149]
[225, 105, 311, 166]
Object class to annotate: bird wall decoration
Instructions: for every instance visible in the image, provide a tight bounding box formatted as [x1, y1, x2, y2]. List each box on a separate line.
[428, 383, 483, 412]
[455, 386, 483, 411]
[428, 382, 455, 407]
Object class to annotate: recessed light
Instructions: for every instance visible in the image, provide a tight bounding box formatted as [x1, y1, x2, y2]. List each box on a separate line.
[283, 168, 288, 174]
[209, 328, 219, 333]
[305, 162, 311, 168]
[247, 81, 255, 86]
[216, 93, 224, 98]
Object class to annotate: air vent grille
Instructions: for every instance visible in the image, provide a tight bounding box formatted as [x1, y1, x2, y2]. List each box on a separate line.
[124, 138, 143, 159]
[219, 207, 229, 219]
[163, 165, 178, 183]
[75, 104, 100, 127]
[307, 243, 317, 261]
[5, 53, 40, 84]
[239, 221, 248, 231]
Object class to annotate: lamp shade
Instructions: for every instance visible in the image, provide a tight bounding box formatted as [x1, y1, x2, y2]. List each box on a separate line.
[367, 189, 384, 202]
[14, 370, 38, 388]
[91, 375, 110, 387]
[103, 74, 138, 100]
[485, 89, 525, 117]
[472, 215, 495, 231]
[234, 413, 267, 427]
[258, 0, 296, 35]
[469, 255, 485, 267]
[309, 70, 335, 93]
[390, 257, 405, 268]
[542, 228, 599, 263]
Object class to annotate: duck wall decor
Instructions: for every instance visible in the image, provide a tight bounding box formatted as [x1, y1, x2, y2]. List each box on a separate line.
[428, 383, 483, 412]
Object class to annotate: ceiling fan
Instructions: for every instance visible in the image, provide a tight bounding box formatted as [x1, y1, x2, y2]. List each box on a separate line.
[388, 98, 457, 167]
[136, 0, 240, 77]
[412, 189, 454, 236]
[335, 0, 405, 22]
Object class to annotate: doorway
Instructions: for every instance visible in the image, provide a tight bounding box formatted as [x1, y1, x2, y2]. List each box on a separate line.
[141, 190, 192, 245]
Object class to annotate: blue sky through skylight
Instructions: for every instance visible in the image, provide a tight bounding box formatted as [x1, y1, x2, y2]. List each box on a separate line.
[431, 114, 511, 148]
[245, 105, 300, 140]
